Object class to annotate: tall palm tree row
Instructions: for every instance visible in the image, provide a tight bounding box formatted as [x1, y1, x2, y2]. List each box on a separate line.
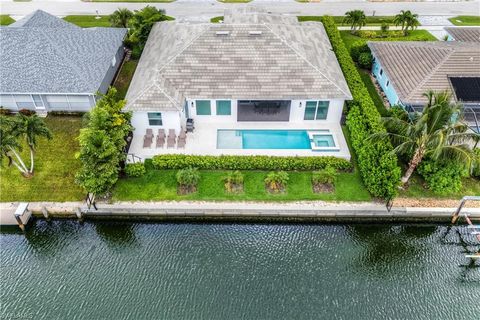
[371, 91, 479, 185]
[393, 10, 420, 36]
[343, 10, 367, 34]
[0, 113, 52, 178]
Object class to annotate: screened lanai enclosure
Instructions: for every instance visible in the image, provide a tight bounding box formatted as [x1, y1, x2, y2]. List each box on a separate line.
[237, 100, 291, 121]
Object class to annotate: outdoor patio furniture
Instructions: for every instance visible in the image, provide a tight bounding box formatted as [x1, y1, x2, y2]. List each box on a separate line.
[186, 118, 194, 133]
[168, 129, 176, 140]
[167, 137, 176, 148]
[158, 129, 165, 139]
[178, 130, 186, 140]
[167, 129, 176, 148]
[156, 135, 165, 148]
[146, 128, 153, 138]
[177, 138, 186, 149]
[143, 134, 153, 148]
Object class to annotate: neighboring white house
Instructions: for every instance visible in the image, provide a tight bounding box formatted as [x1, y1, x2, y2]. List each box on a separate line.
[0, 10, 127, 113]
[124, 8, 352, 159]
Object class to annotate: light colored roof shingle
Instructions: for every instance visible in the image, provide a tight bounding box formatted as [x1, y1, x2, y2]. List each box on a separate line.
[368, 41, 480, 105]
[125, 10, 351, 112]
[445, 27, 480, 43]
[0, 10, 127, 94]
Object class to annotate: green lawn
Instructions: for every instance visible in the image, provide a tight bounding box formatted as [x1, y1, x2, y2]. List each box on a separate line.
[0, 15, 15, 26]
[88, 0, 175, 2]
[113, 60, 138, 100]
[299, 16, 397, 26]
[448, 15, 480, 26]
[211, 16, 224, 23]
[340, 30, 437, 50]
[357, 68, 389, 116]
[113, 168, 371, 202]
[399, 174, 480, 199]
[0, 116, 84, 202]
[63, 15, 112, 28]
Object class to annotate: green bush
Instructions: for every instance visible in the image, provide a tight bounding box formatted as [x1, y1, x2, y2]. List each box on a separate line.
[125, 162, 146, 177]
[380, 23, 389, 33]
[151, 154, 352, 171]
[224, 170, 244, 193]
[357, 30, 377, 39]
[418, 159, 467, 194]
[265, 171, 289, 193]
[176, 167, 200, 188]
[358, 52, 373, 69]
[350, 40, 370, 61]
[473, 148, 480, 178]
[312, 166, 338, 185]
[322, 16, 401, 199]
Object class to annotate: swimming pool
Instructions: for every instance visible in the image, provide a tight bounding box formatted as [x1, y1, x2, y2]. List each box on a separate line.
[217, 129, 338, 150]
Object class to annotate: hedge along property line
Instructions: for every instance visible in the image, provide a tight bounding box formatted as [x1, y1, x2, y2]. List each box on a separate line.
[321, 16, 401, 199]
[151, 154, 352, 171]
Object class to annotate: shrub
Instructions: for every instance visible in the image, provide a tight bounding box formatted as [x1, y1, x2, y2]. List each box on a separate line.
[380, 23, 389, 33]
[265, 171, 289, 193]
[176, 167, 200, 188]
[312, 166, 338, 185]
[18, 109, 36, 116]
[125, 162, 146, 177]
[357, 30, 377, 39]
[321, 16, 401, 199]
[472, 148, 480, 178]
[131, 46, 142, 60]
[224, 170, 244, 193]
[0, 107, 11, 115]
[418, 159, 467, 194]
[350, 40, 370, 61]
[151, 154, 352, 171]
[358, 52, 373, 69]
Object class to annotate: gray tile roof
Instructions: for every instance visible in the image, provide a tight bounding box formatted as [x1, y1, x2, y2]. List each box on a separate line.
[0, 10, 127, 94]
[125, 10, 351, 112]
[368, 41, 480, 105]
[445, 27, 480, 43]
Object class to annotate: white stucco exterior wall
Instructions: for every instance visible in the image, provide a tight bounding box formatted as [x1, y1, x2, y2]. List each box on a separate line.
[130, 110, 182, 136]
[289, 99, 344, 123]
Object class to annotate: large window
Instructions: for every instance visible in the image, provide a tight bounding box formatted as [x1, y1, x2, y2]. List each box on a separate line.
[14, 95, 34, 109]
[196, 100, 211, 115]
[148, 112, 162, 126]
[216, 100, 231, 115]
[304, 101, 329, 120]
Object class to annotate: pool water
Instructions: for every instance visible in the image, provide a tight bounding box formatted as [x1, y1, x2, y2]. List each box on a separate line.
[217, 129, 334, 149]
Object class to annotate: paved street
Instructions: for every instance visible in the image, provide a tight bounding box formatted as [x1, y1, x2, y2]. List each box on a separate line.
[1, 0, 479, 22]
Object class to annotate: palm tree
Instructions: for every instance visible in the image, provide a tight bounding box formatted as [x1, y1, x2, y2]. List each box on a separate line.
[17, 114, 52, 174]
[394, 10, 419, 36]
[343, 10, 367, 34]
[371, 91, 479, 185]
[109, 8, 133, 28]
[0, 116, 29, 176]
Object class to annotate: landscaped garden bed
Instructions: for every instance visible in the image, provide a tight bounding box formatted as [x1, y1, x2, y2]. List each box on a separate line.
[298, 16, 398, 26]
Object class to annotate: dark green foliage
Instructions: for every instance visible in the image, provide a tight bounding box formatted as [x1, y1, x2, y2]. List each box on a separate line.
[380, 23, 389, 33]
[224, 170, 244, 193]
[265, 171, 289, 193]
[210, 16, 224, 23]
[312, 167, 338, 185]
[176, 167, 200, 187]
[125, 162, 146, 177]
[75, 88, 133, 195]
[151, 154, 352, 171]
[358, 52, 373, 69]
[321, 16, 401, 199]
[129, 6, 170, 50]
[349, 40, 370, 62]
[472, 148, 480, 178]
[418, 159, 467, 194]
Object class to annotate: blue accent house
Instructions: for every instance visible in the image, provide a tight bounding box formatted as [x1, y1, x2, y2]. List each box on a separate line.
[371, 57, 401, 107]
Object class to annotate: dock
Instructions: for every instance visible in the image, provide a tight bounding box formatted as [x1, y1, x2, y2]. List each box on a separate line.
[0, 202, 32, 231]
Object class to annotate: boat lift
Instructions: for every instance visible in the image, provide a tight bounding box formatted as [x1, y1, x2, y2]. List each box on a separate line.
[451, 196, 480, 259]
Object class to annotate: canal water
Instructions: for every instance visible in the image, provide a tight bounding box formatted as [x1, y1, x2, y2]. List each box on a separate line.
[1, 221, 479, 320]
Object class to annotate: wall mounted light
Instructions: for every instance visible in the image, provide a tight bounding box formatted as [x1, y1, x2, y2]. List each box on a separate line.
[191, 101, 194, 108]
[299, 102, 302, 108]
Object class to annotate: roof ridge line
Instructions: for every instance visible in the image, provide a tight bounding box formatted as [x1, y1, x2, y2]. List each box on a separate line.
[153, 80, 182, 110]
[404, 46, 456, 102]
[39, 29, 92, 91]
[262, 23, 351, 98]
[125, 82, 157, 107]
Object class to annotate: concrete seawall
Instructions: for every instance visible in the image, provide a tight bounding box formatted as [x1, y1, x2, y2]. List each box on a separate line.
[2, 201, 479, 224]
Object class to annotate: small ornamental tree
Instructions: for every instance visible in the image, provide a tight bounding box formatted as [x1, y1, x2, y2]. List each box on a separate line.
[75, 87, 132, 195]
[394, 10, 420, 36]
[109, 8, 133, 28]
[343, 10, 367, 34]
[0, 113, 52, 177]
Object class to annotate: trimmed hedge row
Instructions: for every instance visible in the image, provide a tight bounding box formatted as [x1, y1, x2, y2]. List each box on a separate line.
[151, 154, 352, 171]
[321, 16, 401, 199]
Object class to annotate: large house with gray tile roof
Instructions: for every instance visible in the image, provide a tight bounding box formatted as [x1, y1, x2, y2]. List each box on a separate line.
[0, 10, 127, 113]
[368, 41, 480, 132]
[445, 27, 480, 43]
[125, 8, 352, 160]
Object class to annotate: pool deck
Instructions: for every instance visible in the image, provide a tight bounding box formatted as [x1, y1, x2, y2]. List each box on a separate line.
[127, 122, 351, 161]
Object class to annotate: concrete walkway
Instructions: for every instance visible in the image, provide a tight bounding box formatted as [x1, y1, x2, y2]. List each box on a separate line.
[1, 1, 479, 21]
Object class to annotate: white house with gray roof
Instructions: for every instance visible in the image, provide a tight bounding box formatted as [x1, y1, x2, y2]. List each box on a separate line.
[125, 8, 352, 159]
[0, 10, 127, 113]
